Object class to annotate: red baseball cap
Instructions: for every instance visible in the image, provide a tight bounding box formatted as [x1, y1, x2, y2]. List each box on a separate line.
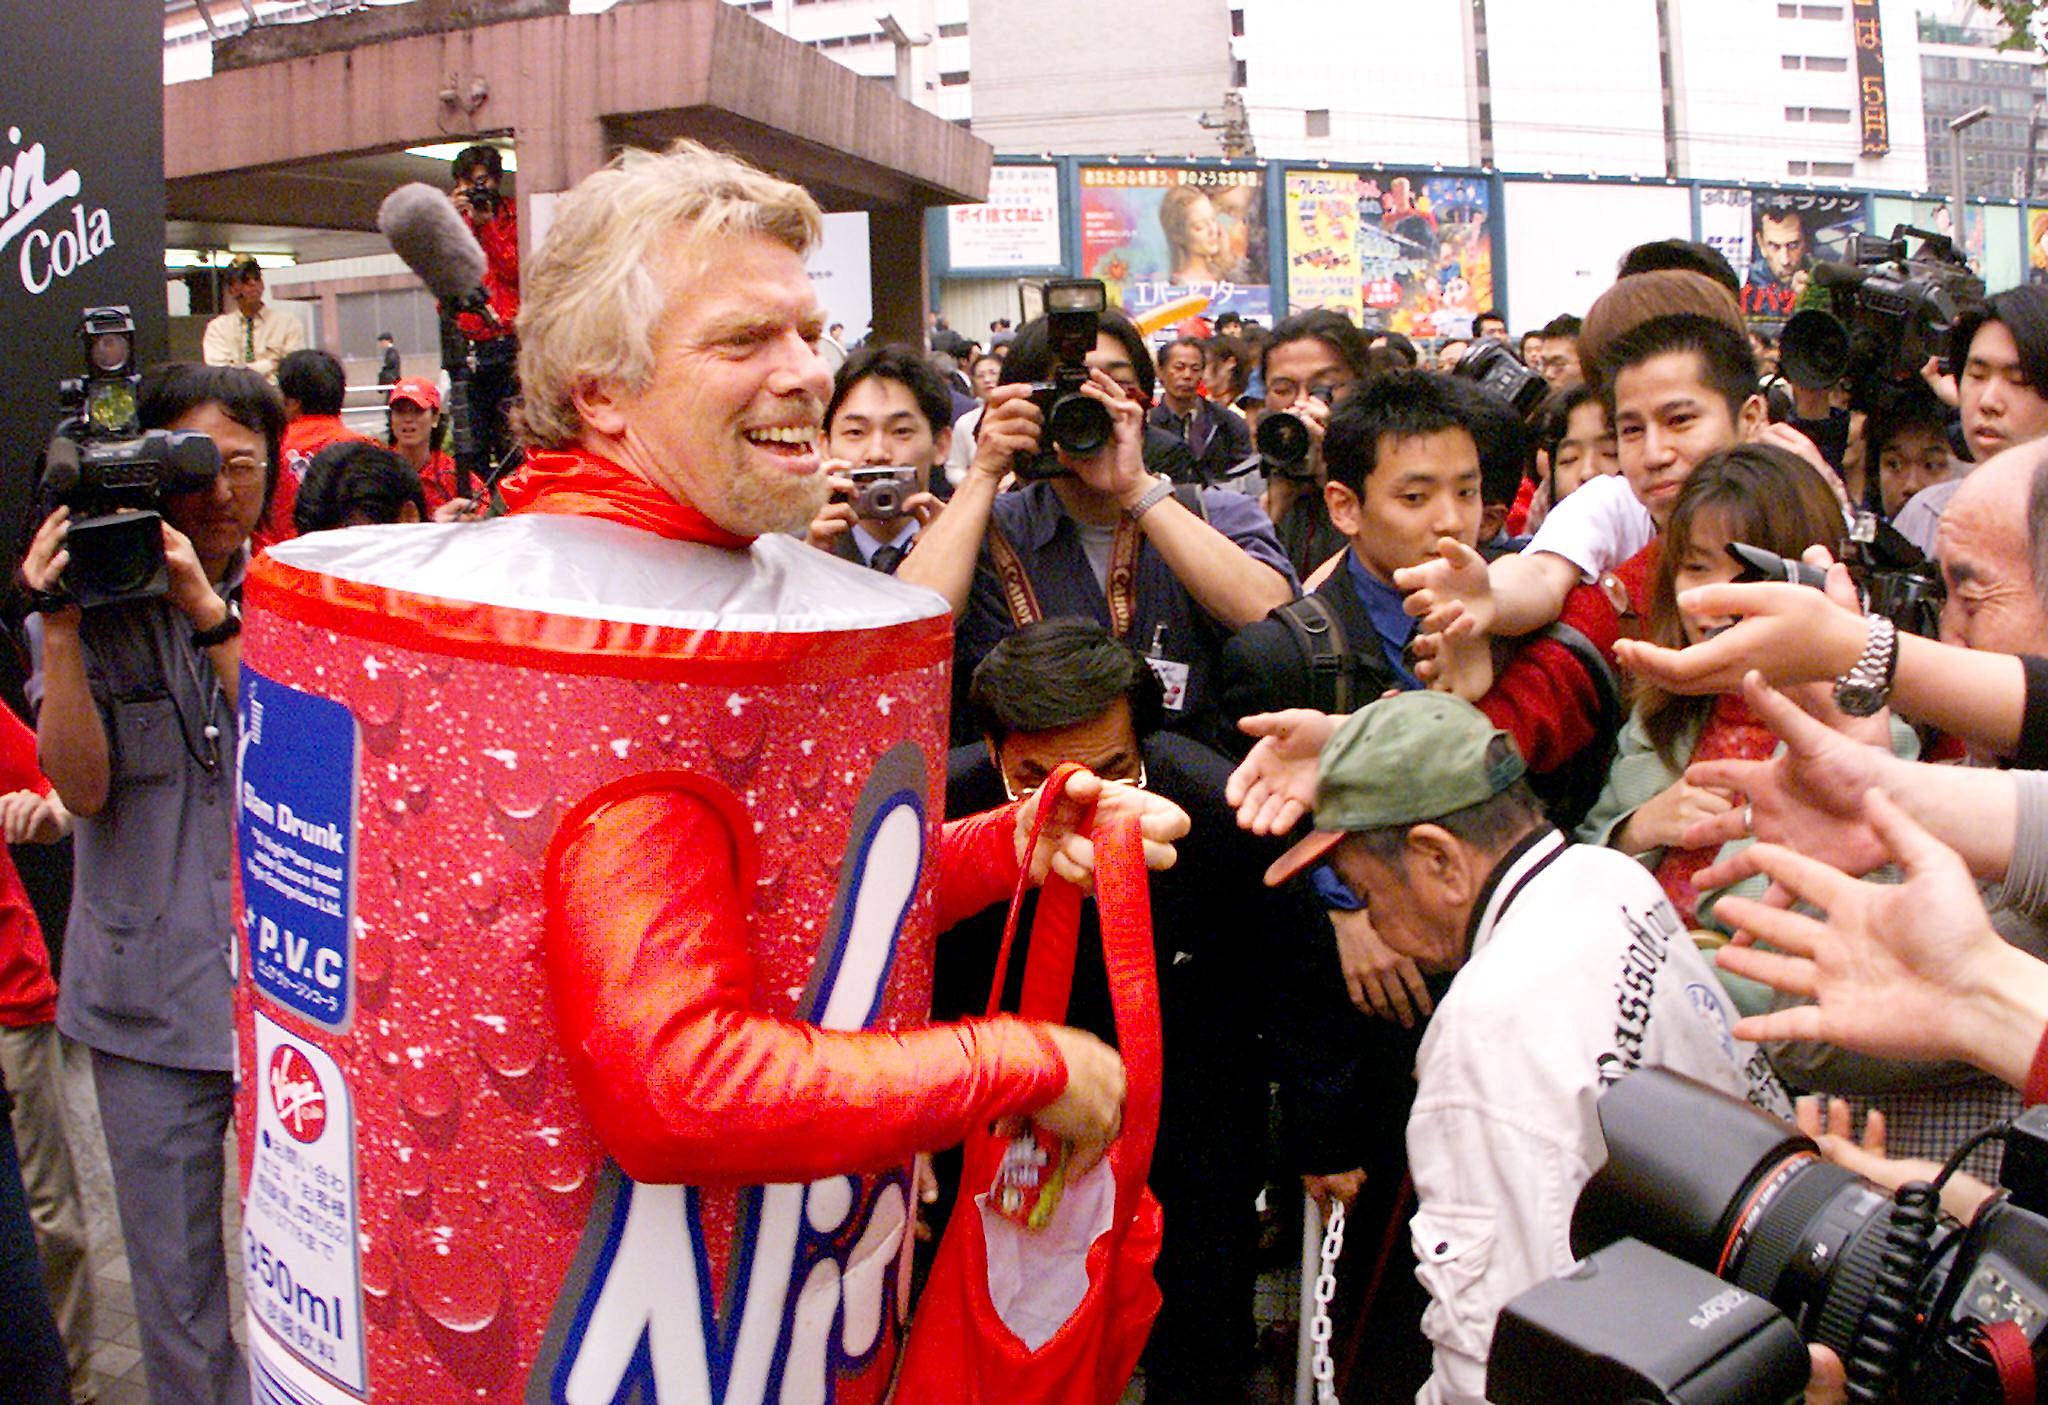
[388, 377, 441, 412]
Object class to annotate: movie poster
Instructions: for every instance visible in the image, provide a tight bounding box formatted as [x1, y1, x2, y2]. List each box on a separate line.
[2028, 208, 2048, 286]
[1698, 186, 1866, 324]
[1078, 165, 1269, 331]
[1283, 169, 1494, 337]
[1873, 195, 2002, 286]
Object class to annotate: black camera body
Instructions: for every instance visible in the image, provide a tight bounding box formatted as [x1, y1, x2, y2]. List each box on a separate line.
[1015, 279, 1114, 481]
[1255, 383, 1334, 479]
[1727, 516, 1945, 640]
[41, 307, 221, 611]
[1454, 338, 1549, 418]
[848, 466, 916, 522]
[1778, 225, 1984, 408]
[1490, 1069, 2048, 1405]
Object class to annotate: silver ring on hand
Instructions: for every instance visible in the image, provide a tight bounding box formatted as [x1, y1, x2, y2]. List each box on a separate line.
[1743, 802, 1754, 832]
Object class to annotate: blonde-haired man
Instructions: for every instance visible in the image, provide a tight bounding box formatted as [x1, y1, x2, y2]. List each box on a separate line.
[476, 142, 1183, 1398]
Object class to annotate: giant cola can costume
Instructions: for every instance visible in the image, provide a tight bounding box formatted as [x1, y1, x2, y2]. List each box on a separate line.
[231, 453, 1065, 1405]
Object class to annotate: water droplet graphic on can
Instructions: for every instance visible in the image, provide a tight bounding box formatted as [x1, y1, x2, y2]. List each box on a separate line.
[710, 694, 767, 769]
[471, 1015, 544, 1082]
[401, 1061, 462, 1129]
[406, 1236, 506, 1334]
[481, 750, 550, 822]
[525, 1135, 591, 1197]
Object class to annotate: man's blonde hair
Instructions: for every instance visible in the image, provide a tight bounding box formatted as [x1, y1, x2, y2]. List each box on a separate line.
[516, 140, 823, 448]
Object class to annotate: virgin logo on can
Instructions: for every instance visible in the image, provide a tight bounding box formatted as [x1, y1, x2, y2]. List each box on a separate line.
[268, 1043, 327, 1143]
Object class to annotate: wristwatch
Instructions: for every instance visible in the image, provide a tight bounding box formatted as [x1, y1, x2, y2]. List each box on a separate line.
[1831, 614, 1897, 717]
[191, 599, 242, 649]
[1124, 479, 1176, 524]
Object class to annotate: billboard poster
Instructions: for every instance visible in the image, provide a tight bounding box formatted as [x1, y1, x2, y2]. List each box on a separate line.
[945, 165, 1063, 271]
[1284, 169, 1494, 337]
[2028, 208, 2048, 286]
[1078, 165, 1269, 331]
[1699, 187, 1866, 323]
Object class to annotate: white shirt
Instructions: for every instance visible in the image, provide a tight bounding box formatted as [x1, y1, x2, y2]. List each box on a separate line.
[200, 301, 307, 383]
[1409, 830, 1790, 1405]
[1520, 475, 1655, 583]
[1892, 475, 1965, 560]
[945, 403, 985, 487]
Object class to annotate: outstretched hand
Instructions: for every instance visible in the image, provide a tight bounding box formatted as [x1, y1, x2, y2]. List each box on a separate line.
[1394, 537, 1494, 640]
[1226, 709, 1342, 837]
[1683, 673, 1893, 892]
[1614, 566, 1868, 698]
[1013, 769, 1188, 892]
[1712, 789, 2020, 1076]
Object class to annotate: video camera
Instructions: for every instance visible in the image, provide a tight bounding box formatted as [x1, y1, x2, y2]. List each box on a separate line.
[38, 307, 221, 611]
[1778, 225, 1984, 409]
[1490, 1068, 2048, 1405]
[1727, 518, 1945, 640]
[1453, 338, 1549, 418]
[1013, 279, 1115, 482]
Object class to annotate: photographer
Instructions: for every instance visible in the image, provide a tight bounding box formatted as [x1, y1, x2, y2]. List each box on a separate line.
[449, 143, 521, 486]
[895, 304, 1294, 748]
[1254, 309, 1370, 579]
[802, 345, 948, 573]
[20, 362, 281, 1405]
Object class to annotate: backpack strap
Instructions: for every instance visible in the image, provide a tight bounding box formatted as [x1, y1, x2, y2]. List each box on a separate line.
[1271, 594, 1357, 715]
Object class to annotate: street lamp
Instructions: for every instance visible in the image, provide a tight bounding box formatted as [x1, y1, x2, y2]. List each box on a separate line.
[1950, 105, 1992, 239]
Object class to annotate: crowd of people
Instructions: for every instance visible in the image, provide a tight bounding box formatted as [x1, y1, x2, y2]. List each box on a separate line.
[3, 140, 2048, 1405]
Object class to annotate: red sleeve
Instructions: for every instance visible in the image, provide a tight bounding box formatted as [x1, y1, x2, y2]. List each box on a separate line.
[0, 708, 49, 797]
[544, 777, 1067, 1187]
[1477, 583, 1620, 775]
[933, 801, 1026, 932]
[1505, 475, 1537, 538]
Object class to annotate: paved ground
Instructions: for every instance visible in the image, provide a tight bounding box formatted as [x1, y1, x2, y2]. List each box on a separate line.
[52, 1033, 1293, 1404]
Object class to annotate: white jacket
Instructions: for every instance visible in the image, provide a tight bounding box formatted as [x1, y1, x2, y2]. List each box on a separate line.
[1408, 829, 1791, 1405]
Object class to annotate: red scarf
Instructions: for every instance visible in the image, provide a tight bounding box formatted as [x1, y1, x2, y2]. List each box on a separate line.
[495, 448, 754, 550]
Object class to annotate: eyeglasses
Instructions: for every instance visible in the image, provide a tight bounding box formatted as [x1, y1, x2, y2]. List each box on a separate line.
[222, 456, 269, 483]
[1002, 761, 1148, 804]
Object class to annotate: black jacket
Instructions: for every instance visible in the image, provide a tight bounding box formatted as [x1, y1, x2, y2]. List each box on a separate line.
[1215, 565, 1400, 745]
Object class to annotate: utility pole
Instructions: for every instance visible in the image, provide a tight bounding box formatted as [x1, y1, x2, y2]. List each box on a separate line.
[1198, 91, 1256, 159]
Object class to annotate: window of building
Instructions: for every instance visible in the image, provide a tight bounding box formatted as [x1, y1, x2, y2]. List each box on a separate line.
[1806, 55, 1848, 71]
[1810, 107, 1852, 122]
[1813, 160, 1853, 176]
[1786, 106, 1807, 121]
[1305, 108, 1331, 138]
[1799, 3, 1843, 17]
[1782, 54, 1802, 69]
[1778, 2, 1799, 14]
[1788, 160, 1809, 174]
[939, 69, 968, 86]
[1231, 6, 1244, 36]
[1233, 57, 1247, 87]
[938, 21, 966, 36]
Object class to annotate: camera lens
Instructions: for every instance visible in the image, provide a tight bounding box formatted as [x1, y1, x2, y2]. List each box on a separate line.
[1047, 394, 1112, 456]
[1574, 1069, 1943, 1357]
[1256, 410, 1311, 467]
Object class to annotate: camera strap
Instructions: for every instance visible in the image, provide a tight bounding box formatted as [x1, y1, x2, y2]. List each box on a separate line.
[1976, 1319, 2035, 1405]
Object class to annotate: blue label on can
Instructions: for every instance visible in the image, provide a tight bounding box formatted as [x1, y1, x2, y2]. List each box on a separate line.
[239, 668, 358, 1031]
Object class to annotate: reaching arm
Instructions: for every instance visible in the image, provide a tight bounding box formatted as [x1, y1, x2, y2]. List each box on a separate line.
[1125, 490, 1294, 630]
[893, 386, 1039, 616]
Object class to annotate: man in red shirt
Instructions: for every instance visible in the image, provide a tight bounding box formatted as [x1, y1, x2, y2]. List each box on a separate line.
[263, 348, 371, 552]
[451, 143, 522, 488]
[0, 705, 92, 1403]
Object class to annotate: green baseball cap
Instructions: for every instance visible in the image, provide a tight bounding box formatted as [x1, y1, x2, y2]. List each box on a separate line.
[1264, 692, 1528, 887]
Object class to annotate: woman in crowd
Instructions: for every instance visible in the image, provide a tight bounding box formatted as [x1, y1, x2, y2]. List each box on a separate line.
[384, 376, 472, 516]
[1577, 444, 1913, 928]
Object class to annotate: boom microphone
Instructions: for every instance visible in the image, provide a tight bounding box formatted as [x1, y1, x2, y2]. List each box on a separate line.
[377, 182, 496, 323]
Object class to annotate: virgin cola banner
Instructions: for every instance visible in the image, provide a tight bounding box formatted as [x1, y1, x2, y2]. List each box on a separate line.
[0, 0, 167, 545]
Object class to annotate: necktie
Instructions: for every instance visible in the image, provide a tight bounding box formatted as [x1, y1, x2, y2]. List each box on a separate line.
[244, 315, 255, 365]
[869, 543, 906, 575]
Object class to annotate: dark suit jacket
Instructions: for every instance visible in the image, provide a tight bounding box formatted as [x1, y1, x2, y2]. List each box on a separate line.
[1147, 399, 1252, 485]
